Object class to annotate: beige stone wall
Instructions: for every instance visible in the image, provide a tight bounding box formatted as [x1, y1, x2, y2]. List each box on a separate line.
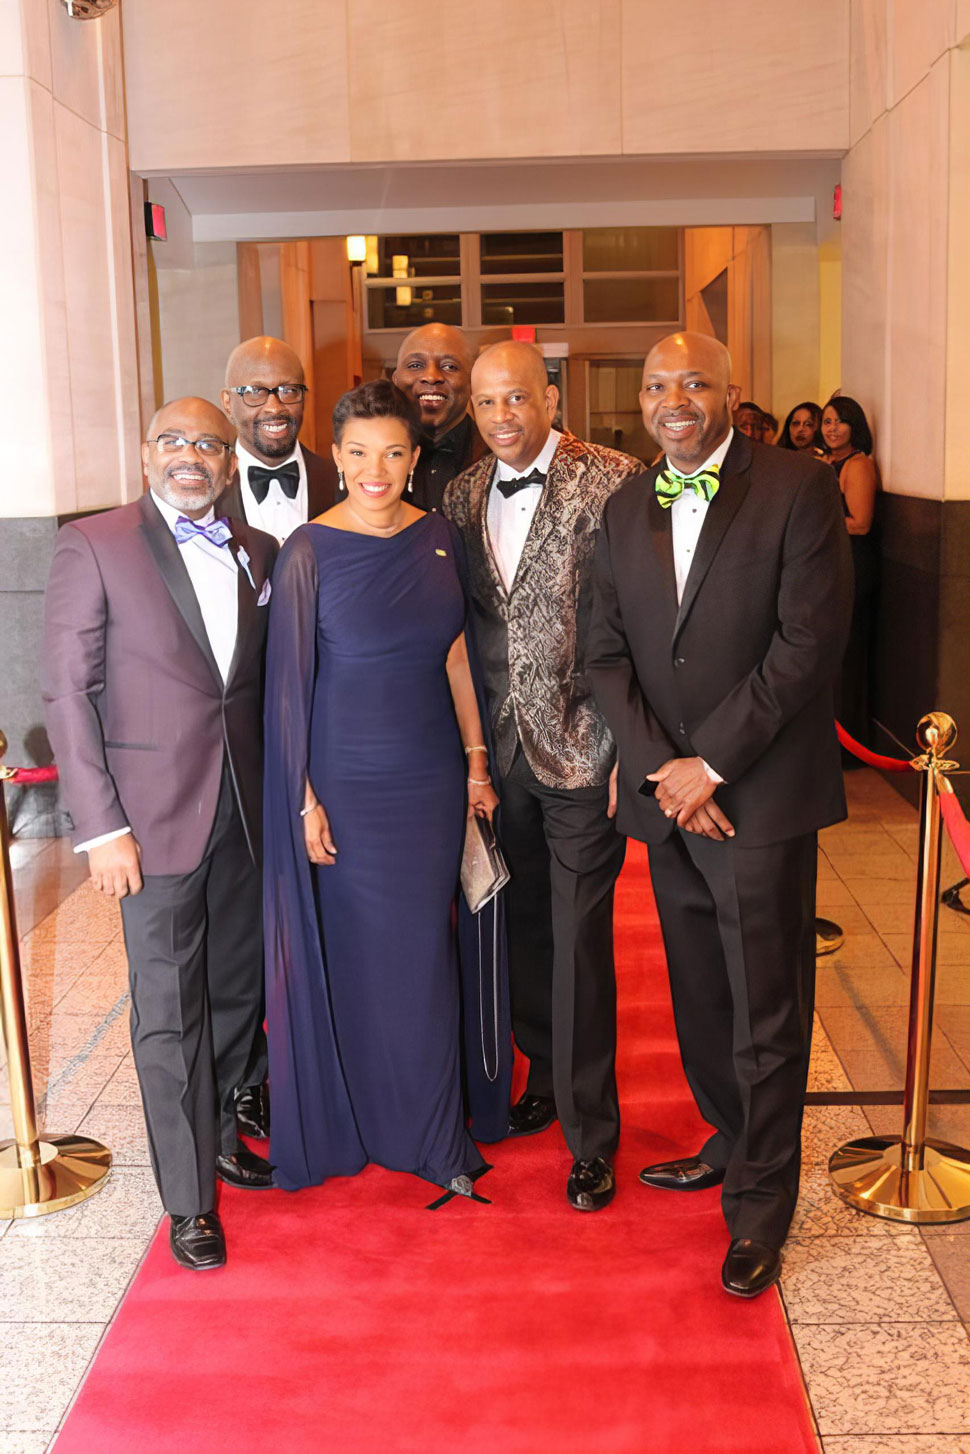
[121, 0, 850, 173]
[0, 0, 141, 518]
[842, 0, 970, 500]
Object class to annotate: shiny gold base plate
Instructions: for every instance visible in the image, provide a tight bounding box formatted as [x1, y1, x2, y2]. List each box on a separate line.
[829, 1135, 970, 1223]
[0, 1135, 112, 1219]
[815, 917, 845, 956]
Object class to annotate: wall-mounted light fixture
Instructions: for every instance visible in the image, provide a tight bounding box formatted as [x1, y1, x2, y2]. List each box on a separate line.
[345, 235, 367, 264]
[395, 287, 413, 307]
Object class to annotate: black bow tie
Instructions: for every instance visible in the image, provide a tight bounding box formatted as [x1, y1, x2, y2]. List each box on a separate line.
[248, 460, 300, 504]
[497, 468, 546, 499]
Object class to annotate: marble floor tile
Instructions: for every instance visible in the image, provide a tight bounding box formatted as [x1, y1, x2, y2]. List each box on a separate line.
[5, 1168, 162, 1242]
[819, 826, 902, 853]
[822, 934, 899, 970]
[0, 1237, 146, 1323]
[815, 879, 860, 909]
[0, 1433, 58, 1454]
[76, 1103, 151, 1166]
[790, 1162, 912, 1240]
[781, 1235, 956, 1324]
[863, 1102, 970, 1154]
[883, 935, 970, 971]
[813, 904, 878, 936]
[30, 1050, 128, 1116]
[93, 1058, 142, 1107]
[808, 1016, 853, 1092]
[794, 1322, 970, 1435]
[823, 849, 917, 880]
[824, 1437, 970, 1453]
[819, 1005, 970, 1090]
[938, 1008, 970, 1073]
[925, 1235, 970, 1320]
[814, 962, 912, 1010]
[0, 1323, 104, 1434]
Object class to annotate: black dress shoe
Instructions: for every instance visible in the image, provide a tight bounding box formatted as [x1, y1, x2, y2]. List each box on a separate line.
[639, 1156, 725, 1191]
[235, 1083, 270, 1139]
[507, 1093, 557, 1138]
[567, 1157, 615, 1212]
[215, 1148, 275, 1190]
[170, 1211, 226, 1270]
[721, 1238, 782, 1298]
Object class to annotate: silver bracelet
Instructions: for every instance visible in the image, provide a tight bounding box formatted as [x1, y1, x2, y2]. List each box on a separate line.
[467, 776, 491, 787]
[299, 802, 319, 818]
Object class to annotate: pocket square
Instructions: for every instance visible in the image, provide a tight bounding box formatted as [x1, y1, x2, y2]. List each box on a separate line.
[257, 579, 272, 607]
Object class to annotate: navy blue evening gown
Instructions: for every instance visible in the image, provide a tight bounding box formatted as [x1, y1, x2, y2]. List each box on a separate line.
[263, 512, 510, 1192]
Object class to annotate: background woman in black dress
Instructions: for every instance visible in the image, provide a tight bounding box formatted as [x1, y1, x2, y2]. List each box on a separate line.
[822, 395, 879, 749]
[263, 381, 510, 1197]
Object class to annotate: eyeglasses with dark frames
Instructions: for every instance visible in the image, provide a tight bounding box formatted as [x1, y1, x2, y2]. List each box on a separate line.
[147, 434, 234, 456]
[228, 384, 308, 407]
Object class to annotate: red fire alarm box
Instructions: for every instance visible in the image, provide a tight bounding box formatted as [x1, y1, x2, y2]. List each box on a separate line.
[145, 203, 167, 241]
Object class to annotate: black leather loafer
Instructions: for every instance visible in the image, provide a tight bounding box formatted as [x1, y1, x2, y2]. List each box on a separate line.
[235, 1083, 270, 1140]
[567, 1157, 615, 1211]
[170, 1211, 226, 1270]
[508, 1093, 557, 1138]
[215, 1148, 275, 1190]
[721, 1238, 782, 1298]
[639, 1156, 725, 1191]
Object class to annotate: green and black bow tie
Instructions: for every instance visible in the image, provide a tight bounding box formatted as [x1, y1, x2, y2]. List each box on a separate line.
[655, 463, 721, 509]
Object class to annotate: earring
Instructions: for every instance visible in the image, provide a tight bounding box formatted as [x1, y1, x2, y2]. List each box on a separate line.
[407, 470, 414, 494]
[338, 469, 345, 492]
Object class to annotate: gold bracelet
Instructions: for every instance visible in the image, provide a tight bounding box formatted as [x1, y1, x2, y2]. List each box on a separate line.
[467, 776, 491, 786]
[464, 745, 488, 756]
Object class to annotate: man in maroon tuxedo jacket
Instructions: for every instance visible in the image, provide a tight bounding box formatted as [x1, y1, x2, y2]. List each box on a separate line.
[42, 397, 278, 1271]
[588, 333, 852, 1298]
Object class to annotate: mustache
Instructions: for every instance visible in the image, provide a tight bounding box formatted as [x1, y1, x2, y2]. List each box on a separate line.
[164, 462, 213, 486]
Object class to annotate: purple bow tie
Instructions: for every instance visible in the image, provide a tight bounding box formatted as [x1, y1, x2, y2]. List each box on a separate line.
[174, 516, 233, 548]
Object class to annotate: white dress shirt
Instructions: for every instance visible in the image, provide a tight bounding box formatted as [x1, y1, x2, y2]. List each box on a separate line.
[236, 439, 307, 543]
[486, 429, 561, 591]
[664, 429, 733, 785]
[668, 429, 734, 604]
[75, 492, 240, 854]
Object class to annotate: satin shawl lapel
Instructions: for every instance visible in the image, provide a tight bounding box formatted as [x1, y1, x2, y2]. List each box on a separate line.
[137, 493, 223, 686]
[475, 458, 509, 604]
[507, 439, 563, 595]
[225, 531, 257, 688]
[673, 432, 753, 643]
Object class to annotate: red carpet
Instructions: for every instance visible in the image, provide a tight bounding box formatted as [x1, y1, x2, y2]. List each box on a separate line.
[56, 843, 816, 1453]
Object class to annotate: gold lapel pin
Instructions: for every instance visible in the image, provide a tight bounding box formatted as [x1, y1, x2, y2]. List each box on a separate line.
[435, 549, 447, 557]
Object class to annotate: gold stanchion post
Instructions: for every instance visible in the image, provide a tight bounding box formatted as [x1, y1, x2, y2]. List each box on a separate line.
[829, 711, 970, 1223]
[0, 730, 111, 1218]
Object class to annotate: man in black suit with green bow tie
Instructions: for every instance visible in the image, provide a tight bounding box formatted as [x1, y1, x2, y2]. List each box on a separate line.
[588, 332, 852, 1297]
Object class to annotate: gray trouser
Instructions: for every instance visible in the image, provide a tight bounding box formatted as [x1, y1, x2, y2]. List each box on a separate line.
[120, 768, 263, 1217]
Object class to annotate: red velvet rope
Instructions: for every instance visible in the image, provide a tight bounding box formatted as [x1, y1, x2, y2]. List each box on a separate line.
[835, 722, 915, 773]
[941, 792, 970, 879]
[9, 765, 59, 784]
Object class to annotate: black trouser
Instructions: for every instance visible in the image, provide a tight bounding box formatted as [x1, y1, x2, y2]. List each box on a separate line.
[647, 828, 818, 1248]
[499, 749, 626, 1162]
[120, 765, 263, 1217]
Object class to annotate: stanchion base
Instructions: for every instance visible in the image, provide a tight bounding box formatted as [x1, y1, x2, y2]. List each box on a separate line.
[829, 1135, 970, 1223]
[0, 1135, 112, 1219]
[815, 917, 845, 956]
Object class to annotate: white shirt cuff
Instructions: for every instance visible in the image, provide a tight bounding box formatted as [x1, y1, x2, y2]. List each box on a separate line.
[74, 826, 131, 854]
[701, 759, 724, 785]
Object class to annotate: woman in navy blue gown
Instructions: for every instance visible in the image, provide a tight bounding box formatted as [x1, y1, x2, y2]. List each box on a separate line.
[263, 380, 510, 1197]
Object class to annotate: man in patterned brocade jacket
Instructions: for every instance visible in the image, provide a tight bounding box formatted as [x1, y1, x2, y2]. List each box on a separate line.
[444, 341, 641, 1214]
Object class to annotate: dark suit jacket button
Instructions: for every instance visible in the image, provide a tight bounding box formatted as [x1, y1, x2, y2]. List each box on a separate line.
[678, 723, 687, 735]
[674, 657, 685, 667]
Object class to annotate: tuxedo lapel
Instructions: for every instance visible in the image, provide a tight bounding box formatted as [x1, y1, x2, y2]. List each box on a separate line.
[225, 532, 257, 688]
[137, 493, 223, 686]
[476, 459, 509, 604]
[673, 434, 753, 642]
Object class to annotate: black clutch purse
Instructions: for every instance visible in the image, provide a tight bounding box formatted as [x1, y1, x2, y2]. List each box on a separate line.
[461, 810, 510, 913]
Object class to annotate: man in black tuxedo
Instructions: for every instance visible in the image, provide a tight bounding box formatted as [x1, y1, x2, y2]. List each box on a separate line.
[588, 332, 851, 1296]
[392, 323, 485, 512]
[218, 334, 337, 1137]
[219, 335, 339, 544]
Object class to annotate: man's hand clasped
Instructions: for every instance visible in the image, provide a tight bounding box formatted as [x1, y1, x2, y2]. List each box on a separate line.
[647, 757, 735, 842]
